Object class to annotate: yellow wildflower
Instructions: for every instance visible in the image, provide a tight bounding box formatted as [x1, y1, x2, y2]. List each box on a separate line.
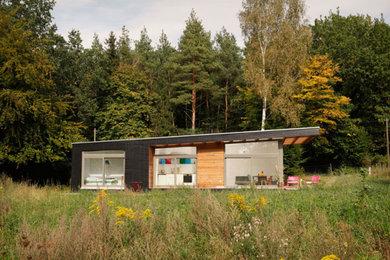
[87, 190, 151, 224]
[321, 254, 340, 260]
[257, 196, 269, 207]
[89, 189, 114, 215]
[228, 193, 248, 212]
[228, 193, 269, 213]
[142, 209, 153, 219]
[114, 206, 152, 224]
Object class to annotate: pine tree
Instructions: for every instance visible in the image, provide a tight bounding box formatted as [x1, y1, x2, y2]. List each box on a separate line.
[152, 31, 177, 135]
[62, 30, 84, 95]
[135, 27, 157, 89]
[75, 34, 109, 139]
[118, 26, 135, 65]
[105, 31, 119, 74]
[173, 10, 218, 131]
[214, 28, 243, 131]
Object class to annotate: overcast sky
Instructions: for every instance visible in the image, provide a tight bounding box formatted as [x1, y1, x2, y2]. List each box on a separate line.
[52, 0, 390, 48]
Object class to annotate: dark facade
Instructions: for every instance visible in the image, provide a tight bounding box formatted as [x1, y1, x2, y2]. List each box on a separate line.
[71, 127, 320, 190]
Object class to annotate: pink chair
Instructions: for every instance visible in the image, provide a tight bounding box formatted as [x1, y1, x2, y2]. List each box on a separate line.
[304, 176, 320, 185]
[285, 176, 299, 188]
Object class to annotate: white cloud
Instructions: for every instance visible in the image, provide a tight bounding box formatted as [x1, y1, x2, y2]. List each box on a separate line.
[306, 0, 390, 22]
[131, 0, 243, 46]
[52, 0, 390, 48]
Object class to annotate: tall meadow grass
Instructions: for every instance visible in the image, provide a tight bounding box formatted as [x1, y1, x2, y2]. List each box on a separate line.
[0, 170, 389, 259]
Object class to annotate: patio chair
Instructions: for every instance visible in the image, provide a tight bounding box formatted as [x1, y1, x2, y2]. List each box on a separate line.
[304, 176, 320, 185]
[285, 176, 299, 188]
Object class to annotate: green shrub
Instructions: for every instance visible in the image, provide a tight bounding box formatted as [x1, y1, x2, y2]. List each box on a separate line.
[333, 166, 359, 175]
[284, 145, 305, 176]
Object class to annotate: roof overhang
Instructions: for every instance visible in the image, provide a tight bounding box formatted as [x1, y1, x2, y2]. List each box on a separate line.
[283, 135, 316, 145]
[73, 127, 320, 147]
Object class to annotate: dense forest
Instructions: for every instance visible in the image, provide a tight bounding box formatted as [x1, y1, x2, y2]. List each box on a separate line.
[1, 0, 389, 182]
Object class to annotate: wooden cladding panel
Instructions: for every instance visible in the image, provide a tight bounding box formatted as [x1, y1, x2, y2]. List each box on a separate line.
[283, 136, 315, 145]
[197, 143, 224, 188]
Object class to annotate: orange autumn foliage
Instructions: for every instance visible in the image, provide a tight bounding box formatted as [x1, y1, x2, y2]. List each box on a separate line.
[294, 55, 350, 134]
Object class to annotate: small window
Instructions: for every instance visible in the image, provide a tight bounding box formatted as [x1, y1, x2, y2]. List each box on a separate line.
[82, 151, 125, 189]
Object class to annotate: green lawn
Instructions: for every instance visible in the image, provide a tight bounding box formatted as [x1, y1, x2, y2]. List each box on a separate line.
[0, 171, 389, 259]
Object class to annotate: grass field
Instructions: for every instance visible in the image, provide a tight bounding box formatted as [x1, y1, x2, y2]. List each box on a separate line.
[0, 170, 389, 259]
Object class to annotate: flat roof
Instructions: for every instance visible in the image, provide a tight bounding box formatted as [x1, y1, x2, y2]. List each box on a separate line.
[72, 127, 320, 146]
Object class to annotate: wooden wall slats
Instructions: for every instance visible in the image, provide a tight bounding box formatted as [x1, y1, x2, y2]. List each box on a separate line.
[197, 143, 224, 188]
[283, 136, 315, 145]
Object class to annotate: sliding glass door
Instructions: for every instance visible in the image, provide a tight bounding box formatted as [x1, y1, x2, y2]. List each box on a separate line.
[82, 151, 125, 189]
[225, 141, 281, 187]
[225, 157, 251, 187]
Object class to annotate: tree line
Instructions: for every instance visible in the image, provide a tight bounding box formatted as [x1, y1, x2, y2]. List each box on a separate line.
[1, 0, 389, 181]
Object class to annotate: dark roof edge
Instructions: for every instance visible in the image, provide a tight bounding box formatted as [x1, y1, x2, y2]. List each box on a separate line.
[72, 126, 320, 145]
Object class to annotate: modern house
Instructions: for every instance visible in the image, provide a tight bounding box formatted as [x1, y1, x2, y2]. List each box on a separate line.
[71, 127, 319, 190]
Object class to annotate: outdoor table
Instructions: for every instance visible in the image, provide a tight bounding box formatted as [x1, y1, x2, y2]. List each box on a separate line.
[252, 176, 267, 185]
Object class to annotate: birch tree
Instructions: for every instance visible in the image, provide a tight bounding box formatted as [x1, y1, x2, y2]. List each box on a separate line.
[239, 0, 311, 130]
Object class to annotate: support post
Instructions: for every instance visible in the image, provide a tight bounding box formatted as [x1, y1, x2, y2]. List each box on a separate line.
[94, 128, 96, 142]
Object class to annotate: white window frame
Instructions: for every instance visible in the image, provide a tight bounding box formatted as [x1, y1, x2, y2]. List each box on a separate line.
[153, 147, 197, 188]
[81, 151, 125, 190]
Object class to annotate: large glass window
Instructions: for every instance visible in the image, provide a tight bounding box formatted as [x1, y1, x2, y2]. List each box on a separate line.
[154, 147, 197, 187]
[82, 151, 125, 189]
[84, 158, 103, 185]
[225, 141, 281, 187]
